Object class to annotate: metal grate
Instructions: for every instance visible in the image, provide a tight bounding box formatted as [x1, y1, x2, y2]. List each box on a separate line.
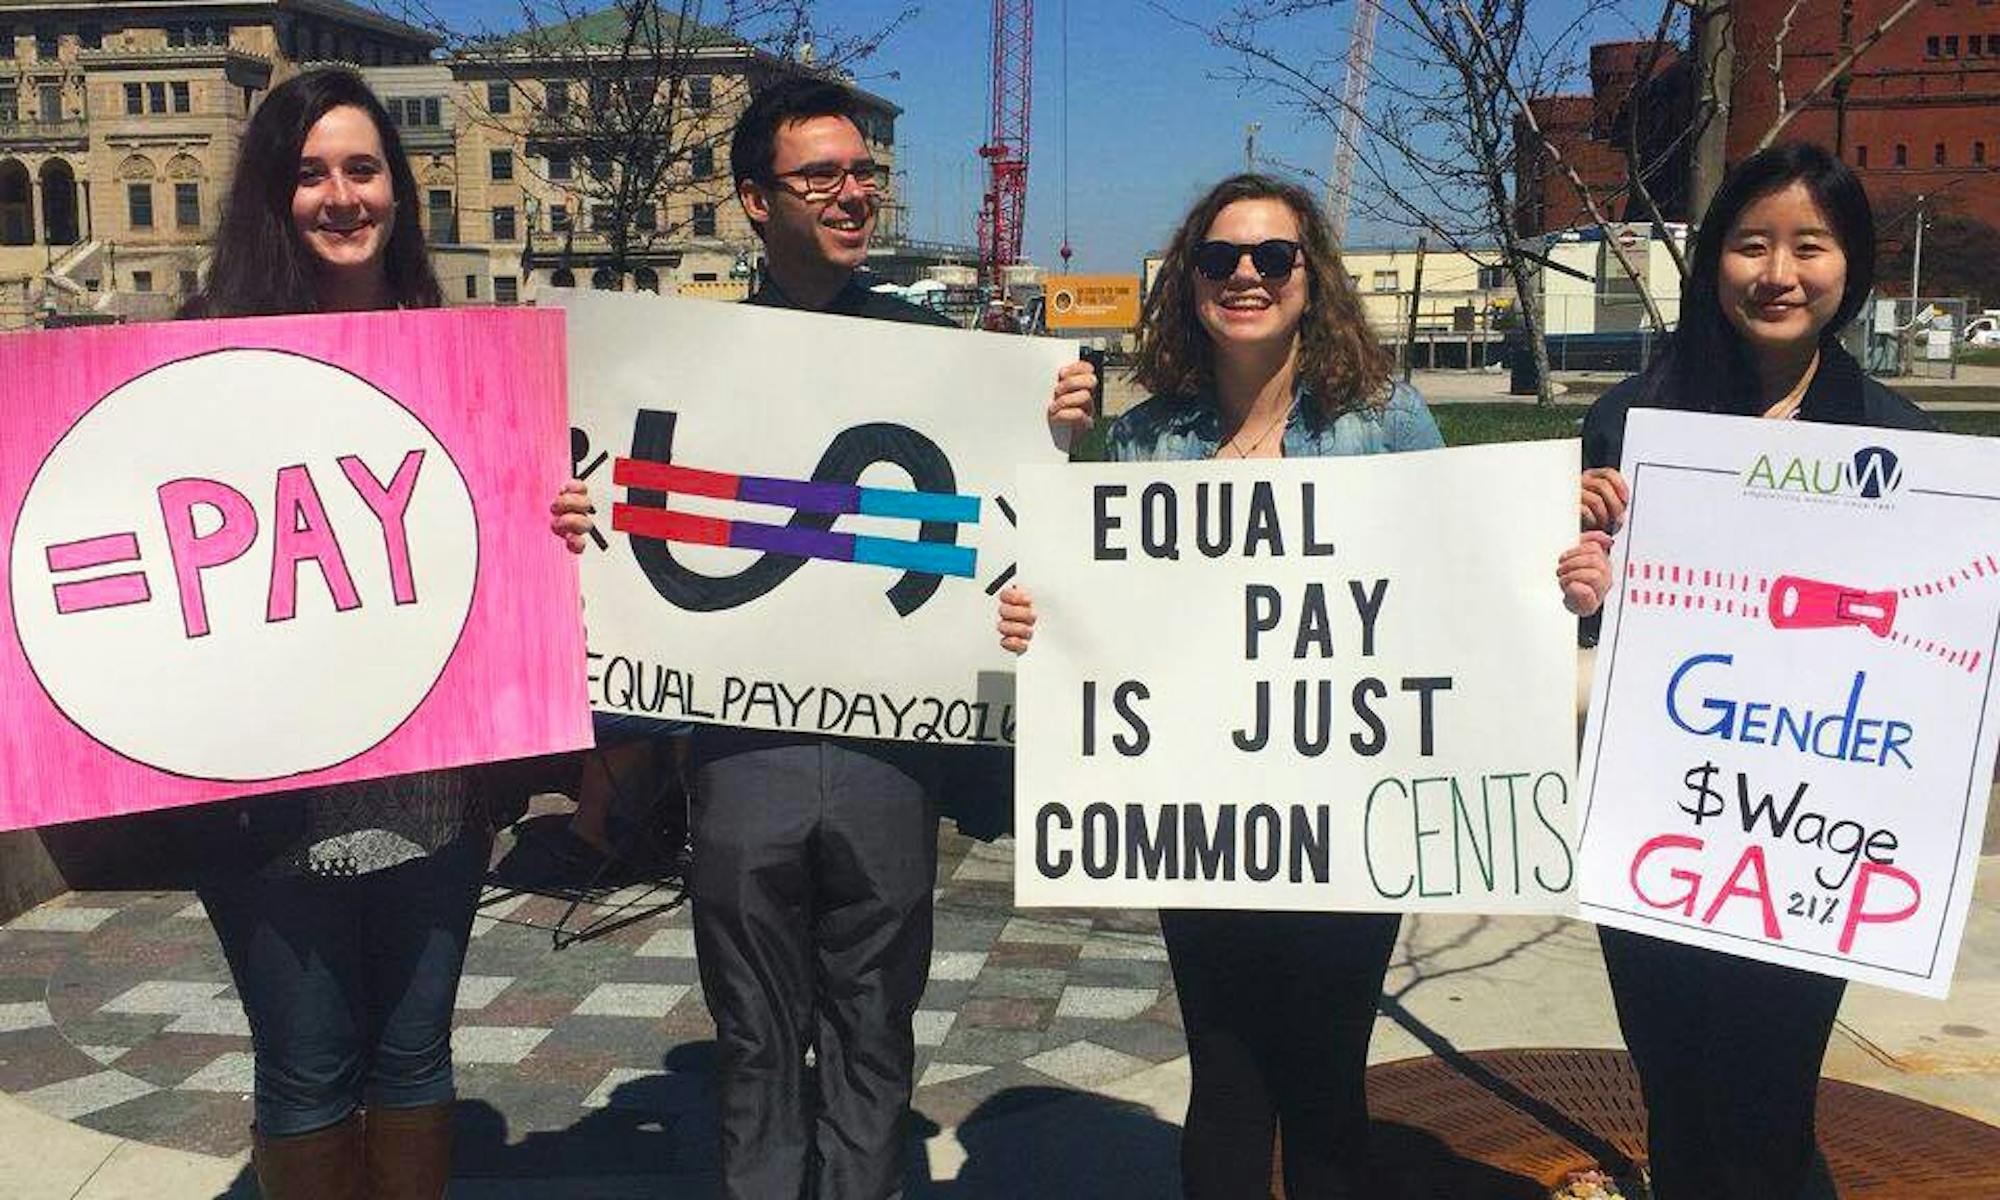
[1358, 1048, 2000, 1197]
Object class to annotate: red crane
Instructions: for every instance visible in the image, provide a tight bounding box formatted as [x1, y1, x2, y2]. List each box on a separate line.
[978, 0, 1033, 289]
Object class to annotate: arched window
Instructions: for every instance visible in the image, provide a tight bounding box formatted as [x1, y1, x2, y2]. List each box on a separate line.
[591, 266, 620, 291]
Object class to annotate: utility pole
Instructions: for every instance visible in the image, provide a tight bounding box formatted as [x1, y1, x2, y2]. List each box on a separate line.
[1910, 194, 1925, 301]
[1689, 0, 1735, 227]
[1245, 122, 1262, 172]
[1403, 236, 1428, 383]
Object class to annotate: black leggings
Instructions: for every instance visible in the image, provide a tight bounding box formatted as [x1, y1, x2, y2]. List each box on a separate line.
[1162, 908, 1401, 1200]
[1601, 927, 1845, 1200]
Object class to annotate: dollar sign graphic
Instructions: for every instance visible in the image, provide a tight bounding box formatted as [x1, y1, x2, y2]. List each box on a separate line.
[1680, 761, 1725, 825]
[625, 408, 963, 617]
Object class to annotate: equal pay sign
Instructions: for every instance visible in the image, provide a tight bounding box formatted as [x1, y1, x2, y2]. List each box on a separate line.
[610, 459, 981, 579]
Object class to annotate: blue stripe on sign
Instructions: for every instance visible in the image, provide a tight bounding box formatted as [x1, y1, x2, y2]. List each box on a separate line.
[852, 535, 978, 578]
[857, 487, 981, 524]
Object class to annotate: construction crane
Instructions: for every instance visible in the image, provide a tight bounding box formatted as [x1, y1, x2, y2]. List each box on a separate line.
[1328, 0, 1379, 242]
[978, 0, 1033, 290]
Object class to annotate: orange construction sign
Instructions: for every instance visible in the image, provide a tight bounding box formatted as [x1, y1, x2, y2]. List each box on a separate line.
[1044, 274, 1142, 330]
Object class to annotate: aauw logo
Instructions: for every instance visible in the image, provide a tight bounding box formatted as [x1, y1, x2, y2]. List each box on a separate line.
[1744, 446, 1902, 499]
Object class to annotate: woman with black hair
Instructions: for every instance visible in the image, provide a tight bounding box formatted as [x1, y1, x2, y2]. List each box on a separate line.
[1576, 142, 1934, 1199]
[179, 68, 592, 1199]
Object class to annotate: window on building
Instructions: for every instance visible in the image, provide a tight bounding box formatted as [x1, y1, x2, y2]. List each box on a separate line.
[427, 189, 455, 242]
[490, 149, 512, 181]
[1974, 31, 1988, 56]
[548, 151, 571, 180]
[550, 266, 575, 287]
[589, 79, 611, 111]
[147, 82, 166, 113]
[494, 275, 519, 304]
[465, 274, 478, 300]
[1477, 265, 1506, 289]
[689, 76, 712, 110]
[543, 80, 567, 115]
[1946, 34, 1961, 56]
[486, 80, 510, 114]
[133, 270, 153, 292]
[1895, 142, 1908, 166]
[592, 266, 619, 290]
[124, 82, 141, 114]
[128, 183, 153, 229]
[34, 25, 56, 58]
[1372, 269, 1399, 292]
[550, 203, 570, 232]
[1856, 144, 1869, 167]
[1989, 34, 2000, 55]
[171, 82, 189, 113]
[690, 145, 713, 178]
[1926, 35, 1941, 57]
[175, 182, 199, 227]
[635, 203, 656, 232]
[493, 205, 516, 240]
[1976, 140, 1988, 164]
[39, 84, 61, 121]
[178, 270, 197, 294]
[424, 97, 441, 126]
[634, 266, 660, 292]
[1936, 141, 1948, 165]
[0, 86, 16, 120]
[692, 203, 716, 236]
[589, 154, 611, 182]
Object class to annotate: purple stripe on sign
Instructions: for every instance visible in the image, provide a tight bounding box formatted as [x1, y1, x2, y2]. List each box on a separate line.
[53, 572, 152, 614]
[730, 521, 856, 561]
[47, 532, 141, 572]
[738, 476, 859, 515]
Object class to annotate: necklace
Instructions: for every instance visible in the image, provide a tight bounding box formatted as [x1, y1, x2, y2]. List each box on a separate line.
[1215, 407, 1288, 459]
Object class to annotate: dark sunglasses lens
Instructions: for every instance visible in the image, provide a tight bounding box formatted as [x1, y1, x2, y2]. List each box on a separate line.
[1250, 241, 1298, 279]
[1193, 242, 1239, 280]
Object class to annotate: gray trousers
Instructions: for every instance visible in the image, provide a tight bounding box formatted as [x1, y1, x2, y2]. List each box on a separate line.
[690, 741, 939, 1200]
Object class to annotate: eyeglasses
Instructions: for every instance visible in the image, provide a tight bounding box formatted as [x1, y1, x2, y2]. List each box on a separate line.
[1193, 239, 1303, 282]
[767, 161, 887, 200]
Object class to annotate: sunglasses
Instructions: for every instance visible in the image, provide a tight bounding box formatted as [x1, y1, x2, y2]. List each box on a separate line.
[1193, 239, 1303, 282]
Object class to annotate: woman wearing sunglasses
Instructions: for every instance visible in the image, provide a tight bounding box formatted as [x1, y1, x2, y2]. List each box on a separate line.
[1003, 173, 1611, 1197]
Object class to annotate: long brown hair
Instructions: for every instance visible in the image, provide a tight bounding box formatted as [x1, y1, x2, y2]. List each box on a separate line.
[1133, 173, 1391, 418]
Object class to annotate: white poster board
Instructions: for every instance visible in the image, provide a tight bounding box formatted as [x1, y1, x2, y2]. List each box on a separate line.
[1014, 441, 1581, 912]
[562, 289, 1075, 745]
[1576, 409, 2000, 996]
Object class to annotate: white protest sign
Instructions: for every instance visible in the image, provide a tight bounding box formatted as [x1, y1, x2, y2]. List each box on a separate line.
[1014, 440, 1581, 912]
[562, 289, 1075, 744]
[1576, 410, 2000, 996]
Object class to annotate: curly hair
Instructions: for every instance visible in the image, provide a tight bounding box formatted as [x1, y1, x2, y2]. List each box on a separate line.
[1132, 173, 1392, 418]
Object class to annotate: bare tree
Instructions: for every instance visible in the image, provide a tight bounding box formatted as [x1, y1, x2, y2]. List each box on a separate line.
[1189, 0, 1628, 404]
[388, 0, 910, 283]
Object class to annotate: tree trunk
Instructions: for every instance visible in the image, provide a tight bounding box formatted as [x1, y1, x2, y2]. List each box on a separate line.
[1689, 0, 1735, 227]
[1506, 248, 1555, 406]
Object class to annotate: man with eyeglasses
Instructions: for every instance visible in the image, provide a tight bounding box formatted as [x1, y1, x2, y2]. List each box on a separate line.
[685, 76, 1095, 1199]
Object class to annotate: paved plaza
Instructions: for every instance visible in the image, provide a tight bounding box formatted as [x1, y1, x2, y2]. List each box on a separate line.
[4, 803, 1999, 1198]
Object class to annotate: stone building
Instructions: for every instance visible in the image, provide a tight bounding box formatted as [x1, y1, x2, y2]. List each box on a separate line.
[0, 0, 436, 326]
[0, 0, 910, 327]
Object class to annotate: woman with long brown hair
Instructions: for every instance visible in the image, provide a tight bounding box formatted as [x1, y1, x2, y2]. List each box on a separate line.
[178, 67, 592, 1198]
[1002, 172, 1610, 1196]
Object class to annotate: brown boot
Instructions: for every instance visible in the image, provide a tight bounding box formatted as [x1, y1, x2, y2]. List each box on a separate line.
[252, 1110, 366, 1200]
[365, 1100, 456, 1199]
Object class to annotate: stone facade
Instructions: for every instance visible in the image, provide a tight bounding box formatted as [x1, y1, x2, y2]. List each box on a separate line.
[0, 1, 905, 327]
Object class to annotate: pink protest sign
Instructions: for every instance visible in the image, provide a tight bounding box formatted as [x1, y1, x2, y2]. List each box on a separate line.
[0, 307, 592, 831]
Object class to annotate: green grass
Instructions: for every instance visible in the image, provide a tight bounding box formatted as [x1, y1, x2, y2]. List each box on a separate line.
[1960, 346, 2000, 368]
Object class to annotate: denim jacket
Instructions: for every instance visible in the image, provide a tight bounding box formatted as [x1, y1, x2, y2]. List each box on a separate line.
[1106, 379, 1442, 463]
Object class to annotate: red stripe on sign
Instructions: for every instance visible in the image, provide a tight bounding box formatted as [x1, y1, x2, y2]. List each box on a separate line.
[612, 503, 731, 546]
[614, 458, 742, 500]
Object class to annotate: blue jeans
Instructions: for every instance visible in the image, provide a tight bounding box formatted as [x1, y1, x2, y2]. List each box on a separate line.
[197, 830, 489, 1136]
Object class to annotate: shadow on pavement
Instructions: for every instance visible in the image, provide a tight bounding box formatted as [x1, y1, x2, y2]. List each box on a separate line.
[905, 1086, 1180, 1198]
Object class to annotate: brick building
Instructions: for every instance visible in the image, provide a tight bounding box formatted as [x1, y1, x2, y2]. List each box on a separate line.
[1730, 0, 2000, 235]
[1517, 0, 2000, 246]
[1514, 39, 1692, 236]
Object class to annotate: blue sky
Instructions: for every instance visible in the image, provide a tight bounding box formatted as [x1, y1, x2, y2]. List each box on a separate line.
[410, 0, 1664, 273]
